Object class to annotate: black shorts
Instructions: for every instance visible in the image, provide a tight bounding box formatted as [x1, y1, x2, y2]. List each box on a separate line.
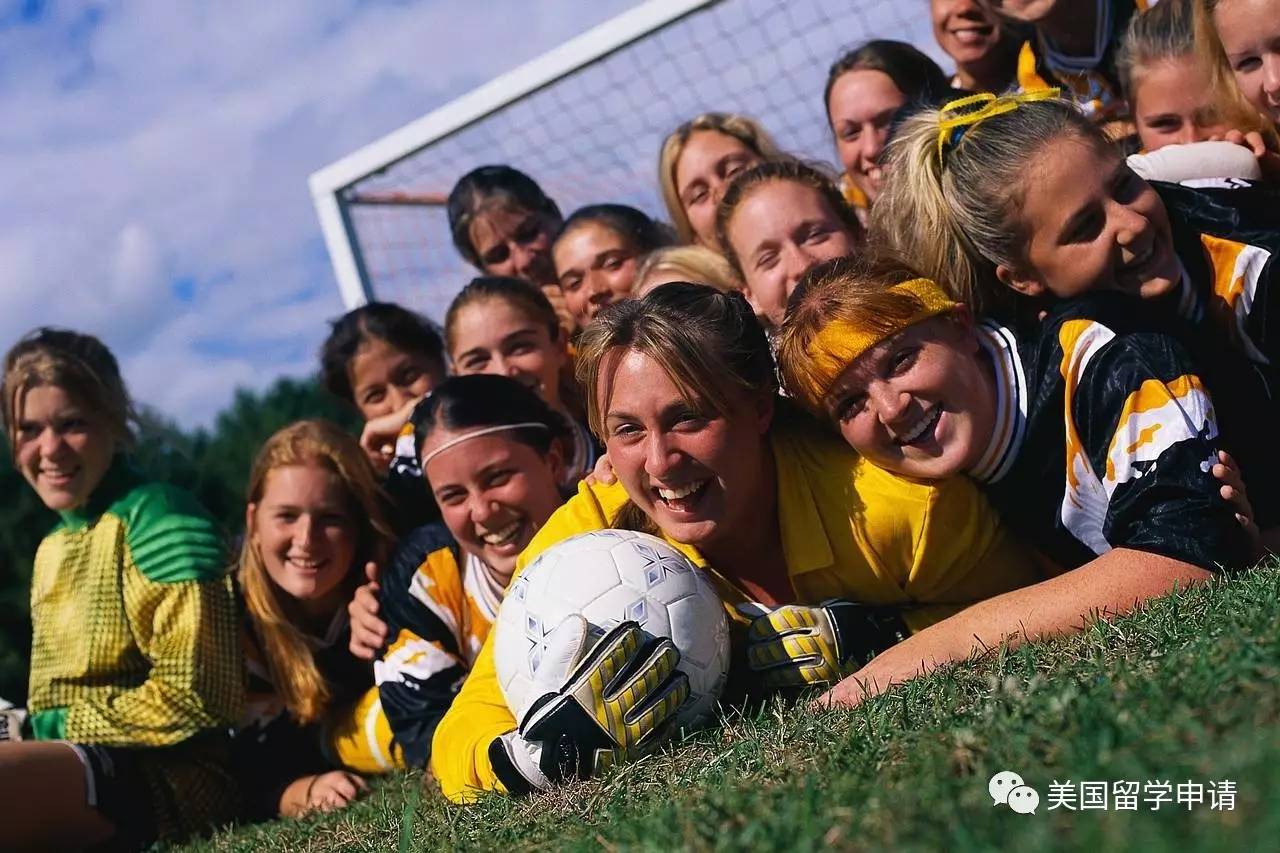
[68, 742, 157, 851]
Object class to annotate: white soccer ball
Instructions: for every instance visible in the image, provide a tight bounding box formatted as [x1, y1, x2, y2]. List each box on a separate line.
[494, 529, 730, 732]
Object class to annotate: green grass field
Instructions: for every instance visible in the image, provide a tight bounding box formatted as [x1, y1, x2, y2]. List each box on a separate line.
[181, 563, 1280, 852]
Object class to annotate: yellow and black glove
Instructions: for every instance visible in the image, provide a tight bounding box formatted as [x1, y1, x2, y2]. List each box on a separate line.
[746, 600, 908, 689]
[489, 616, 690, 795]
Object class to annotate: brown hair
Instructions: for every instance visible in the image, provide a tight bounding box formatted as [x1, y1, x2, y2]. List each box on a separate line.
[777, 254, 931, 414]
[824, 39, 950, 121]
[715, 159, 865, 280]
[239, 419, 393, 724]
[2, 327, 135, 448]
[575, 283, 776, 532]
[658, 113, 784, 245]
[871, 96, 1103, 315]
[443, 275, 561, 355]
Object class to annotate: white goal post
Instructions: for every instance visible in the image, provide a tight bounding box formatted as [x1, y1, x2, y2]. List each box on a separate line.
[309, 0, 942, 318]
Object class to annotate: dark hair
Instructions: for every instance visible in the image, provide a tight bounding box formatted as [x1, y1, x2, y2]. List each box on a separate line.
[715, 159, 864, 277]
[824, 39, 951, 119]
[553, 204, 675, 256]
[414, 373, 570, 459]
[443, 275, 561, 353]
[319, 302, 446, 405]
[447, 166, 563, 268]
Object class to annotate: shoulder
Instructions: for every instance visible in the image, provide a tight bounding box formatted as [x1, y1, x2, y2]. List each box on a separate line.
[111, 481, 227, 583]
[384, 522, 463, 592]
[514, 479, 625, 574]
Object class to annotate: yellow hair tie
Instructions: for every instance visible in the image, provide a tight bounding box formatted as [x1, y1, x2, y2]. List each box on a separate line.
[796, 278, 959, 412]
[936, 88, 1062, 165]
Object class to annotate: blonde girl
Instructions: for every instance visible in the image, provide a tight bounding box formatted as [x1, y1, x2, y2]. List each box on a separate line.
[1197, 0, 1280, 127]
[235, 419, 400, 819]
[658, 112, 784, 250]
[873, 93, 1280, 360]
[0, 328, 241, 850]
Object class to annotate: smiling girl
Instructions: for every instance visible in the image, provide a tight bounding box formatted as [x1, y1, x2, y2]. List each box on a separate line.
[931, 0, 1024, 93]
[1200, 0, 1280, 128]
[444, 276, 600, 486]
[235, 419, 402, 819]
[658, 112, 784, 250]
[776, 254, 1255, 707]
[0, 329, 241, 850]
[373, 375, 569, 768]
[716, 159, 865, 331]
[551, 204, 674, 328]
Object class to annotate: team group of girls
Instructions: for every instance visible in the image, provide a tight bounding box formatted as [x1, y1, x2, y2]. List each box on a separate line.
[3, 0, 1279, 847]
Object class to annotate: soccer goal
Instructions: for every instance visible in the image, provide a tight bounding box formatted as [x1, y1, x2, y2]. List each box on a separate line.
[309, 0, 943, 319]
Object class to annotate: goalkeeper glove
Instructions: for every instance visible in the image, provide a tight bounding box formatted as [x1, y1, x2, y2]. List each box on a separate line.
[746, 599, 908, 688]
[489, 615, 690, 795]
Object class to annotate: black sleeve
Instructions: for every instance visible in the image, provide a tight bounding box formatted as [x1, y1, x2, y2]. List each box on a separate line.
[1074, 330, 1250, 571]
[376, 523, 470, 769]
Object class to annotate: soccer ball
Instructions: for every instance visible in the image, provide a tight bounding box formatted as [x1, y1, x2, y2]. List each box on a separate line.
[493, 529, 730, 731]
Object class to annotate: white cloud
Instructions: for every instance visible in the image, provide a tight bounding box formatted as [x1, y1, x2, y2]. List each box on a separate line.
[0, 0, 635, 428]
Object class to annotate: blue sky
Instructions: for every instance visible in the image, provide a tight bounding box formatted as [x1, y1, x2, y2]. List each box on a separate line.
[0, 0, 634, 427]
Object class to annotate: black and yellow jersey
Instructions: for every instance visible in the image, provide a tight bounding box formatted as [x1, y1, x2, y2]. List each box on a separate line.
[975, 293, 1251, 572]
[1015, 0, 1147, 126]
[375, 523, 504, 769]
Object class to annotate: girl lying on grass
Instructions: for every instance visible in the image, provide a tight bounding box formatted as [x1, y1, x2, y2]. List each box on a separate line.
[0, 329, 241, 850]
[872, 91, 1280, 526]
[372, 375, 572, 769]
[234, 420, 403, 819]
[430, 283, 1046, 802]
[775, 252, 1258, 709]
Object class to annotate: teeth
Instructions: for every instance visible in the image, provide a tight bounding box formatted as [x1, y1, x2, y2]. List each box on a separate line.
[657, 481, 705, 501]
[481, 519, 522, 546]
[288, 558, 324, 569]
[899, 407, 941, 444]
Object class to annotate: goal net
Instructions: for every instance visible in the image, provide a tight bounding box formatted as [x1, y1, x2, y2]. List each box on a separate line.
[310, 0, 944, 319]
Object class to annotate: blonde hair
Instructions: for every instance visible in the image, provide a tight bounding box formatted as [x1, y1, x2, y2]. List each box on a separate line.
[870, 96, 1101, 316]
[2, 327, 135, 448]
[634, 245, 743, 297]
[658, 113, 784, 245]
[715, 158, 864, 280]
[1192, 0, 1280, 145]
[1120, 0, 1275, 141]
[777, 254, 936, 414]
[239, 419, 392, 724]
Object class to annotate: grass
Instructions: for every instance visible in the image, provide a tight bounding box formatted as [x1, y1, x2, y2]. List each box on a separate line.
[178, 562, 1280, 852]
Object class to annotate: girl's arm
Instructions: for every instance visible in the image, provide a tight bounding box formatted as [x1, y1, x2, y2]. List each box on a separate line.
[820, 547, 1211, 708]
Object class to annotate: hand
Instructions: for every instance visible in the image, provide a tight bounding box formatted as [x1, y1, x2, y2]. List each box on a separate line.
[348, 561, 388, 660]
[1212, 450, 1262, 557]
[303, 770, 367, 815]
[487, 616, 689, 794]
[747, 600, 908, 689]
[584, 452, 615, 486]
[1209, 129, 1280, 182]
[359, 397, 421, 472]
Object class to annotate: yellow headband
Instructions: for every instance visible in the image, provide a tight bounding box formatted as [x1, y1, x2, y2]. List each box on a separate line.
[936, 88, 1062, 165]
[796, 278, 959, 411]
